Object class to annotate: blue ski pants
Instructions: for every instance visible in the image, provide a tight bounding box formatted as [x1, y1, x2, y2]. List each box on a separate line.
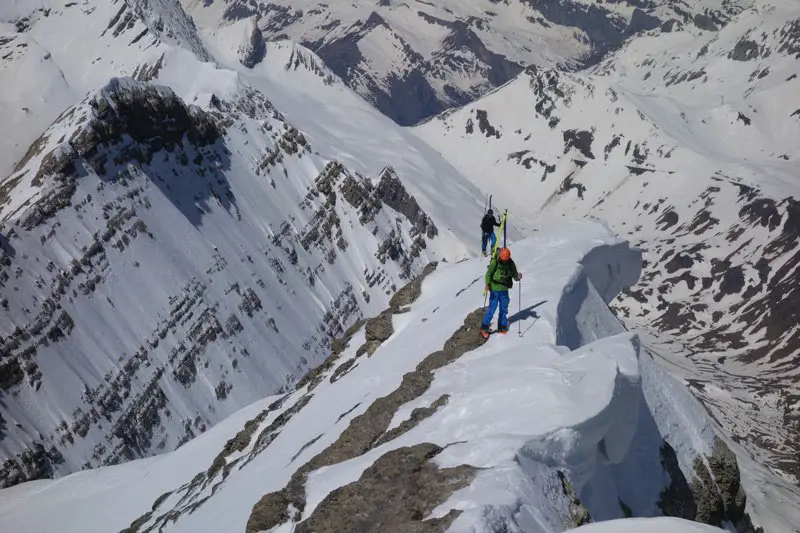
[481, 232, 496, 254]
[482, 289, 510, 331]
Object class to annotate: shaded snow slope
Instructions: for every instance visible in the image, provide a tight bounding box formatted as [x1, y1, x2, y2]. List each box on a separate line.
[0, 219, 763, 533]
[412, 0, 800, 509]
[181, 0, 745, 125]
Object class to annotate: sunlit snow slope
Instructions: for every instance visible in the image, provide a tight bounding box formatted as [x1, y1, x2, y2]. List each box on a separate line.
[413, 0, 800, 503]
[0, 219, 766, 533]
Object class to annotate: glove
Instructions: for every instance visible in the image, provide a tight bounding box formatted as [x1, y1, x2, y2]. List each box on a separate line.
[516, 273, 523, 281]
[485, 284, 490, 292]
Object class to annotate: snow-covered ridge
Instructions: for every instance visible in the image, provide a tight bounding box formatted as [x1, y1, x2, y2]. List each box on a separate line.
[0, 73, 459, 487]
[121, 0, 212, 60]
[0, 219, 764, 532]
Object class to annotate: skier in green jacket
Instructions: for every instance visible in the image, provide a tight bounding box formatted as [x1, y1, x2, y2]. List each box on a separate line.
[480, 247, 522, 337]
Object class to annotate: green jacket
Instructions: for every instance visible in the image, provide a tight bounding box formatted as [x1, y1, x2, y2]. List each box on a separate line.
[485, 256, 519, 292]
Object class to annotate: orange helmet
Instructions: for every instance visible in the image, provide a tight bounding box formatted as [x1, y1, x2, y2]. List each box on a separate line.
[499, 248, 511, 261]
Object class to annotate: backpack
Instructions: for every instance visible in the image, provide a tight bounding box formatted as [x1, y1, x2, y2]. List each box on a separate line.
[489, 258, 514, 288]
[480, 215, 495, 233]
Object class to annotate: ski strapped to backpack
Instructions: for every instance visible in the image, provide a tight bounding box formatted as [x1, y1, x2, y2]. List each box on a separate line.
[490, 208, 507, 260]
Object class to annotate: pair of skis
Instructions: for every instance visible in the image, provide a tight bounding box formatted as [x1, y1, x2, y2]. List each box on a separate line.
[490, 208, 508, 260]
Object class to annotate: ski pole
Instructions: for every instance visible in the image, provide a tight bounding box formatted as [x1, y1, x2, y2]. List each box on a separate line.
[518, 279, 522, 337]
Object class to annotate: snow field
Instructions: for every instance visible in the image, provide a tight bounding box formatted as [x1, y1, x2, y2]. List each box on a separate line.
[0, 393, 283, 533]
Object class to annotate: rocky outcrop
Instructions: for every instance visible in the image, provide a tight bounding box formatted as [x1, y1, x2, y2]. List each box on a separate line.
[390, 261, 438, 311]
[294, 443, 476, 533]
[19, 78, 220, 232]
[691, 438, 759, 531]
[118, 0, 212, 61]
[246, 307, 486, 533]
[73, 78, 219, 161]
[297, 161, 437, 281]
[376, 166, 437, 240]
[658, 437, 762, 532]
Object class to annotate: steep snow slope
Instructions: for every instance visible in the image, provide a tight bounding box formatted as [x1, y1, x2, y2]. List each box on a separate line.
[413, 0, 800, 497]
[182, 0, 745, 125]
[0, 220, 766, 533]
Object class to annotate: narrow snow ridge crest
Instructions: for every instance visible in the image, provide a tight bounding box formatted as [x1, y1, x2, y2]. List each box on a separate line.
[516, 333, 642, 471]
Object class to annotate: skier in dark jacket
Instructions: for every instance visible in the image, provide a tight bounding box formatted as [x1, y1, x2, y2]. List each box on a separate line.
[480, 209, 501, 257]
[480, 247, 522, 337]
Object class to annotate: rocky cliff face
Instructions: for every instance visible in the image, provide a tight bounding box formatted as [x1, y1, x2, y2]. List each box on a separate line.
[0, 77, 442, 487]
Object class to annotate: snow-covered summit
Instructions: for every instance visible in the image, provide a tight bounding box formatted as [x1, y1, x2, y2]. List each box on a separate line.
[0, 219, 768, 533]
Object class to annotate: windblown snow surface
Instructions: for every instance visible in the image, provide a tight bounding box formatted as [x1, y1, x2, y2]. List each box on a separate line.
[0, 220, 766, 533]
